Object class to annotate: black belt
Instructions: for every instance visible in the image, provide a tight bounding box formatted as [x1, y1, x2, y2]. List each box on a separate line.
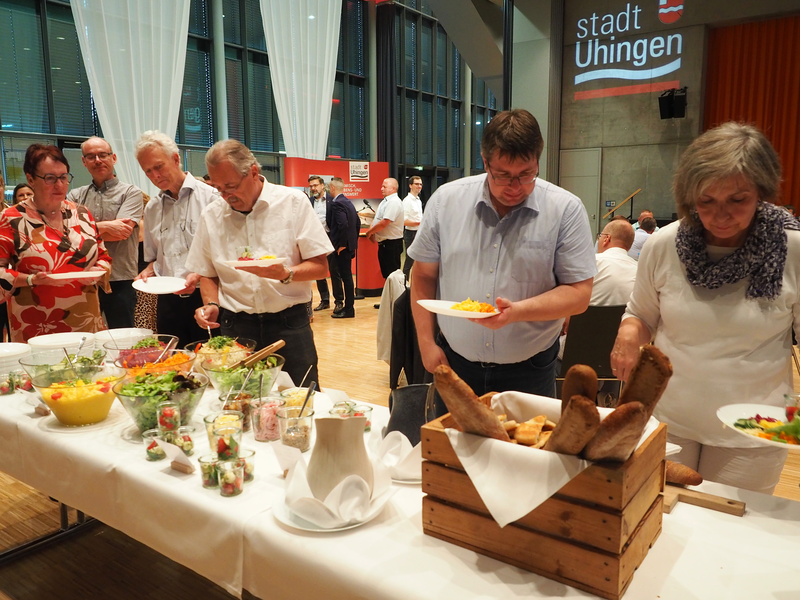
[220, 303, 307, 322]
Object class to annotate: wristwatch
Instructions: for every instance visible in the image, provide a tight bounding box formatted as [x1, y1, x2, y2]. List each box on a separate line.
[280, 268, 294, 284]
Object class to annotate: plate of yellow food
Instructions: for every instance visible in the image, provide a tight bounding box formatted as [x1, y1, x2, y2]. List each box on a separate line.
[416, 298, 499, 319]
[223, 255, 286, 269]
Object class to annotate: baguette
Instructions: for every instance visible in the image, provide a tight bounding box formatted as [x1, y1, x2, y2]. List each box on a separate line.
[582, 401, 648, 462]
[617, 345, 672, 419]
[561, 365, 598, 413]
[665, 460, 703, 486]
[543, 395, 600, 455]
[433, 366, 510, 442]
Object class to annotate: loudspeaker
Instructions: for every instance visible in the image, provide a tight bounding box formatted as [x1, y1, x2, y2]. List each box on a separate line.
[673, 87, 687, 118]
[658, 90, 674, 119]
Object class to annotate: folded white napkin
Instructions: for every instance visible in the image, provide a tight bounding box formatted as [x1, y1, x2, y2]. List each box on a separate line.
[377, 431, 422, 481]
[284, 455, 393, 529]
[443, 391, 660, 528]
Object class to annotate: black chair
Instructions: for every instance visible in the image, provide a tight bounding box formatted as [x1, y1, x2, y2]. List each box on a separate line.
[558, 304, 627, 405]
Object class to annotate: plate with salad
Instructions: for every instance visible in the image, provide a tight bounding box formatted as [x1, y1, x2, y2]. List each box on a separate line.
[717, 403, 800, 451]
[187, 336, 256, 372]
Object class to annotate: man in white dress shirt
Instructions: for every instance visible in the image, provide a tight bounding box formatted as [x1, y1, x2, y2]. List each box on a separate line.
[402, 175, 423, 280]
[188, 140, 333, 386]
[592, 220, 638, 306]
[365, 178, 404, 278]
[135, 130, 219, 347]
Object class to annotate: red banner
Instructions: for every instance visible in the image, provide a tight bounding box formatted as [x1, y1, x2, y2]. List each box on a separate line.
[283, 158, 389, 201]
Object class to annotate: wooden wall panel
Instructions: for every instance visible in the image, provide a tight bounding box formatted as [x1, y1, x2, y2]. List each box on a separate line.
[705, 15, 800, 210]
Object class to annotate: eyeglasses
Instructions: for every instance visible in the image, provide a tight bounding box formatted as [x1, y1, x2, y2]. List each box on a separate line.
[596, 232, 610, 241]
[83, 152, 113, 162]
[34, 173, 74, 186]
[213, 172, 248, 195]
[486, 162, 538, 187]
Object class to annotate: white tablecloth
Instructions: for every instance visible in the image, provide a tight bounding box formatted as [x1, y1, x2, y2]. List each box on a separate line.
[1, 389, 800, 599]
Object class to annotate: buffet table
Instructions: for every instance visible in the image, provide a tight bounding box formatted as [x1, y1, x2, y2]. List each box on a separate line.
[1, 389, 799, 599]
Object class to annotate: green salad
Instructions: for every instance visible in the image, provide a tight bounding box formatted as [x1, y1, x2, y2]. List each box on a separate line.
[132, 338, 164, 349]
[29, 350, 105, 376]
[118, 371, 205, 432]
[210, 356, 280, 395]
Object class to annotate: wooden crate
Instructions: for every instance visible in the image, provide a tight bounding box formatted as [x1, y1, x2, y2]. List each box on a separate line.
[421, 414, 667, 600]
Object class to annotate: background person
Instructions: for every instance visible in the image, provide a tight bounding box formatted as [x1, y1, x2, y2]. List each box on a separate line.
[328, 177, 359, 319]
[135, 130, 218, 347]
[68, 136, 143, 329]
[402, 175, 423, 281]
[0, 145, 110, 341]
[628, 216, 656, 260]
[611, 122, 797, 493]
[592, 219, 637, 306]
[12, 184, 34, 205]
[308, 175, 339, 312]
[188, 139, 332, 386]
[366, 177, 404, 279]
[409, 109, 596, 397]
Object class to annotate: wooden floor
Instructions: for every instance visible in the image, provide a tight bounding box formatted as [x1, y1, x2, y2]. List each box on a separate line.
[1, 286, 799, 599]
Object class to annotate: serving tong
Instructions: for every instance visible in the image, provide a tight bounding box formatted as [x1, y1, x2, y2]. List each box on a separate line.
[229, 339, 285, 371]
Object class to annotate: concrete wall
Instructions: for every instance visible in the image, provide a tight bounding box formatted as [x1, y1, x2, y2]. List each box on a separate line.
[559, 0, 800, 227]
[512, 0, 552, 177]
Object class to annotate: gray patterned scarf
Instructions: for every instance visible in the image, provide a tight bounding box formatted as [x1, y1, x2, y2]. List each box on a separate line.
[675, 202, 800, 300]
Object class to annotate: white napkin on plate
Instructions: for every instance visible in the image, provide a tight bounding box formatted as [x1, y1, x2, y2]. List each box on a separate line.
[284, 455, 393, 529]
[377, 431, 422, 481]
[443, 391, 660, 528]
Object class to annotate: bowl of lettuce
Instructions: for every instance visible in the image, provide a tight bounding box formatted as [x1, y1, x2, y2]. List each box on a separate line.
[19, 349, 107, 379]
[184, 336, 256, 373]
[113, 370, 209, 433]
[203, 354, 285, 397]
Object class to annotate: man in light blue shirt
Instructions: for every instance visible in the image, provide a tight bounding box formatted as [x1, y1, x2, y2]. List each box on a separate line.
[408, 109, 596, 397]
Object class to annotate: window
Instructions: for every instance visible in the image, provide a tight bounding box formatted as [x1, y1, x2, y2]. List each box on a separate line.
[470, 75, 497, 173]
[47, 3, 98, 136]
[0, 0, 49, 134]
[394, 3, 463, 192]
[225, 49, 245, 143]
[189, 0, 209, 37]
[179, 39, 213, 146]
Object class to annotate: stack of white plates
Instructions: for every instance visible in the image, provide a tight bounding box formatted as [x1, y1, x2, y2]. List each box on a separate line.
[0, 342, 31, 374]
[28, 332, 96, 356]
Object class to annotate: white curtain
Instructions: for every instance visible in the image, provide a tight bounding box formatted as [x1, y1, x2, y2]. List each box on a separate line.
[71, 0, 191, 195]
[259, 0, 342, 159]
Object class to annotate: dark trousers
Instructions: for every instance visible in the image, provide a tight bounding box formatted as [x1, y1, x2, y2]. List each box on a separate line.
[100, 280, 137, 329]
[156, 289, 207, 349]
[402, 229, 417, 280]
[438, 333, 559, 398]
[316, 252, 342, 304]
[219, 303, 320, 388]
[331, 249, 355, 311]
[377, 237, 404, 279]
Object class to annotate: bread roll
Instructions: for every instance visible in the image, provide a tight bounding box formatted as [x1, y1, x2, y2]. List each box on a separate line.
[617, 345, 672, 419]
[433, 366, 510, 442]
[561, 365, 598, 413]
[582, 401, 648, 462]
[665, 460, 703, 486]
[543, 395, 600, 455]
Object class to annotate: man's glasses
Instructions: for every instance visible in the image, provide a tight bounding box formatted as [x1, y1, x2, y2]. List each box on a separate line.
[83, 152, 113, 162]
[596, 232, 610, 241]
[213, 172, 248, 195]
[486, 162, 538, 187]
[34, 173, 74, 186]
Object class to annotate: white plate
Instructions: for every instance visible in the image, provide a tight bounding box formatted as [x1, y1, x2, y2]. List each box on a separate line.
[416, 299, 499, 319]
[222, 257, 287, 269]
[47, 271, 104, 281]
[273, 501, 381, 533]
[28, 332, 95, 351]
[132, 277, 187, 295]
[716, 403, 800, 452]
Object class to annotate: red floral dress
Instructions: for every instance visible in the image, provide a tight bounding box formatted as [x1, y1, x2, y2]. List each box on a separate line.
[0, 199, 112, 342]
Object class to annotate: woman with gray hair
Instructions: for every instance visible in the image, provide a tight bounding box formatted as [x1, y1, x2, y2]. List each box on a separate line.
[610, 122, 798, 493]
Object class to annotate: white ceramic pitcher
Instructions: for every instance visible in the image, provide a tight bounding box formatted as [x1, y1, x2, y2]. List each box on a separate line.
[306, 415, 373, 500]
